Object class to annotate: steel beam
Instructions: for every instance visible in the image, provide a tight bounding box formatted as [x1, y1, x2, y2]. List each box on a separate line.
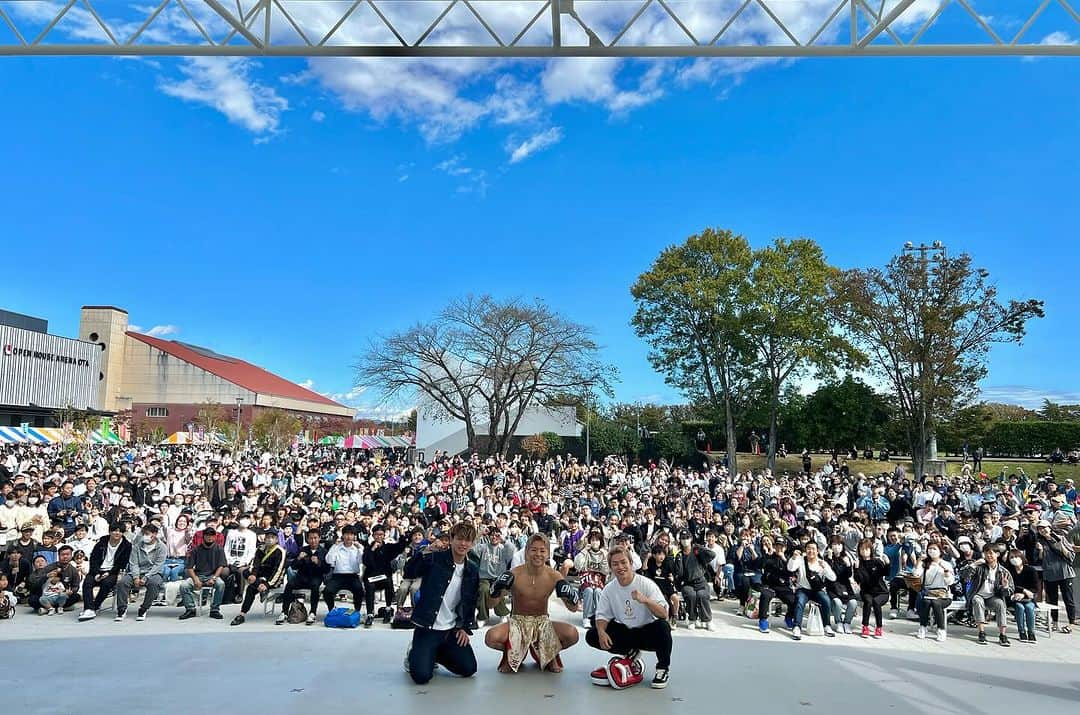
[0, 0, 1077, 57]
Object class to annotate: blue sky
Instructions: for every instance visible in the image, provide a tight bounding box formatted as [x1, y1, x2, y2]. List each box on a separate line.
[1, 2, 1078, 417]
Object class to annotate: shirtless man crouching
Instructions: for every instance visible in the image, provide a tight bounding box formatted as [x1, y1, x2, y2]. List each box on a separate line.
[485, 533, 580, 673]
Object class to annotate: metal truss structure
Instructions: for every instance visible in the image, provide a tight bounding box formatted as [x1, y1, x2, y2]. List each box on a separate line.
[0, 0, 1079, 56]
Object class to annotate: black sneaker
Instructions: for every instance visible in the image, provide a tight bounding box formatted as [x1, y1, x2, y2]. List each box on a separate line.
[178, 609, 197, 620]
[999, 633, 1010, 647]
[651, 668, 669, 690]
[230, 614, 245, 626]
[364, 614, 375, 628]
[977, 631, 987, 645]
[1030, 632, 1037, 644]
[209, 610, 223, 620]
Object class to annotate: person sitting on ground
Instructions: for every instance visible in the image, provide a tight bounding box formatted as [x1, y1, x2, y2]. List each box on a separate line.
[322, 525, 365, 617]
[0, 572, 16, 620]
[78, 524, 131, 622]
[673, 530, 716, 631]
[854, 538, 890, 639]
[473, 527, 515, 626]
[1, 550, 29, 601]
[278, 528, 328, 626]
[967, 543, 1014, 647]
[787, 541, 837, 640]
[1004, 549, 1039, 643]
[756, 535, 796, 633]
[114, 522, 167, 622]
[178, 526, 227, 620]
[231, 527, 287, 626]
[38, 567, 68, 615]
[912, 542, 955, 642]
[484, 534, 580, 674]
[585, 546, 672, 690]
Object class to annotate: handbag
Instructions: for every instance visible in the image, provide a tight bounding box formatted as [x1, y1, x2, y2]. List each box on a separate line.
[324, 607, 362, 628]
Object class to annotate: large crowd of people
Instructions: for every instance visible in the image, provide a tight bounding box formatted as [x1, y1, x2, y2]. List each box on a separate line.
[1, 441, 1078, 689]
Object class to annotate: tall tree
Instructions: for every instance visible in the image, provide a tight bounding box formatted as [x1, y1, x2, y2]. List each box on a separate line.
[833, 247, 1044, 479]
[744, 238, 859, 469]
[631, 229, 756, 474]
[355, 295, 613, 457]
[798, 377, 892, 455]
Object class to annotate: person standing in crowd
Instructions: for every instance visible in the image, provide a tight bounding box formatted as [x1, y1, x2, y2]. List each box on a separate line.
[586, 546, 672, 690]
[278, 528, 328, 626]
[854, 538, 890, 638]
[115, 522, 167, 621]
[179, 526, 227, 620]
[47, 481, 85, 538]
[322, 525, 365, 617]
[1036, 518, 1076, 632]
[231, 527, 287, 626]
[403, 522, 480, 685]
[78, 523, 131, 622]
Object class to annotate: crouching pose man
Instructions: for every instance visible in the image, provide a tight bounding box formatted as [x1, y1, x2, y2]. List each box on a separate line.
[485, 534, 580, 673]
[586, 546, 673, 690]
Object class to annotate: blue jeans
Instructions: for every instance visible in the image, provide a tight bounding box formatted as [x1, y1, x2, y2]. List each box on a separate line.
[722, 564, 735, 593]
[179, 576, 225, 610]
[581, 586, 602, 621]
[163, 558, 186, 583]
[794, 589, 832, 628]
[1013, 600, 1036, 636]
[407, 628, 477, 685]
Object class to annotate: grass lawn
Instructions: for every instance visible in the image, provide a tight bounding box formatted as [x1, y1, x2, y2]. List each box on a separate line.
[706, 453, 1080, 482]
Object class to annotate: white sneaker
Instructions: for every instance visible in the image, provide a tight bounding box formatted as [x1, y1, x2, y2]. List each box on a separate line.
[306, 613, 317, 625]
[889, 609, 898, 619]
[842, 623, 851, 635]
[275, 613, 286, 625]
[115, 611, 126, 622]
[936, 629, 946, 643]
[905, 610, 917, 620]
[917, 626, 927, 639]
[792, 626, 802, 641]
[78, 609, 97, 622]
[824, 625, 835, 637]
[704, 621, 715, 632]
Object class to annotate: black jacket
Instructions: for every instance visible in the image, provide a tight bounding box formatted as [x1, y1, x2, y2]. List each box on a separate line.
[673, 545, 715, 589]
[363, 540, 408, 578]
[89, 536, 133, 577]
[854, 557, 890, 596]
[404, 548, 479, 633]
[293, 545, 330, 581]
[760, 553, 793, 590]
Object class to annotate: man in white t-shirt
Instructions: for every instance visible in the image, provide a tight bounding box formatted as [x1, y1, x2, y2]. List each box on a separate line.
[586, 546, 673, 690]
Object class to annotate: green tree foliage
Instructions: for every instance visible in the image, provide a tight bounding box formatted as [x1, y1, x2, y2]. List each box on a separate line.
[541, 431, 563, 454]
[1038, 400, 1080, 422]
[833, 248, 1044, 479]
[252, 409, 303, 453]
[631, 228, 756, 474]
[984, 422, 1080, 457]
[797, 377, 891, 453]
[654, 422, 693, 463]
[937, 404, 996, 454]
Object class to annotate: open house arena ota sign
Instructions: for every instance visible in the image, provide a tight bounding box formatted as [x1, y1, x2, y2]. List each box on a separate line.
[3, 344, 92, 367]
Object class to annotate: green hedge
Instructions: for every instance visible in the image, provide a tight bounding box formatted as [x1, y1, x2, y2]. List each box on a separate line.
[983, 421, 1080, 457]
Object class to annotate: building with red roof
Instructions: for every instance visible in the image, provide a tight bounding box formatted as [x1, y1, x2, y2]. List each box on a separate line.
[79, 306, 354, 436]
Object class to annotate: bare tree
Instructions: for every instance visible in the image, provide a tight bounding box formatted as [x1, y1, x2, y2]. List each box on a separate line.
[355, 295, 613, 456]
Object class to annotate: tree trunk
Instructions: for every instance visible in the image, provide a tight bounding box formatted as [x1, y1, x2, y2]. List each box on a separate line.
[767, 377, 779, 471]
[724, 391, 738, 475]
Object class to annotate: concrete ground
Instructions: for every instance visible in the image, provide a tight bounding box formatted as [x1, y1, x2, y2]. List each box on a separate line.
[3, 591, 1077, 715]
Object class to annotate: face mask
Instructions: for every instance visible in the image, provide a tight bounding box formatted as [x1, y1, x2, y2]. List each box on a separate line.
[239, 519, 251, 528]
[1010, 558, 1022, 568]
[927, 549, 940, 559]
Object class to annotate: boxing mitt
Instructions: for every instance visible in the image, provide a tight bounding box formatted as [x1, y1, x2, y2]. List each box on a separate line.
[555, 579, 579, 604]
[491, 571, 515, 598]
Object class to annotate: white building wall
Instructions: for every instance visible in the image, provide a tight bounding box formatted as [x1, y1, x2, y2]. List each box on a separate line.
[416, 404, 581, 455]
[117, 336, 256, 407]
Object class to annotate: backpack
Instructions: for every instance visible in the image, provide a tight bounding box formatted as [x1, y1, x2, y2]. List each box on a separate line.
[286, 600, 308, 624]
[324, 607, 362, 628]
[0, 595, 14, 620]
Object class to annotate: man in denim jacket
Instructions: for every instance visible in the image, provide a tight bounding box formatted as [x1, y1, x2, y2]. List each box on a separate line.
[403, 522, 480, 685]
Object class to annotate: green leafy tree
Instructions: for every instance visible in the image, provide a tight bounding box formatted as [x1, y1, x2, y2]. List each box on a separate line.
[798, 377, 892, 454]
[833, 247, 1044, 479]
[251, 409, 303, 453]
[631, 229, 757, 474]
[654, 423, 693, 463]
[937, 404, 995, 455]
[745, 238, 860, 469]
[541, 431, 563, 454]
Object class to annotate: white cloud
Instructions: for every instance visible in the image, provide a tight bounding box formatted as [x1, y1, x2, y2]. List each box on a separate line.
[298, 378, 315, 389]
[159, 57, 288, 135]
[311, 110, 326, 122]
[129, 324, 180, 337]
[507, 126, 563, 164]
[979, 385, 1080, 409]
[435, 155, 488, 195]
[1040, 31, 1078, 46]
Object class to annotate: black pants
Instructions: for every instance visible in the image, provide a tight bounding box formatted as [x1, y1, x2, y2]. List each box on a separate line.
[1045, 578, 1076, 624]
[735, 573, 758, 606]
[758, 587, 796, 621]
[322, 573, 364, 613]
[919, 597, 951, 628]
[861, 592, 889, 627]
[82, 571, 119, 610]
[586, 619, 672, 669]
[889, 577, 917, 611]
[283, 575, 322, 615]
[240, 578, 276, 614]
[408, 627, 478, 685]
[364, 573, 395, 614]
